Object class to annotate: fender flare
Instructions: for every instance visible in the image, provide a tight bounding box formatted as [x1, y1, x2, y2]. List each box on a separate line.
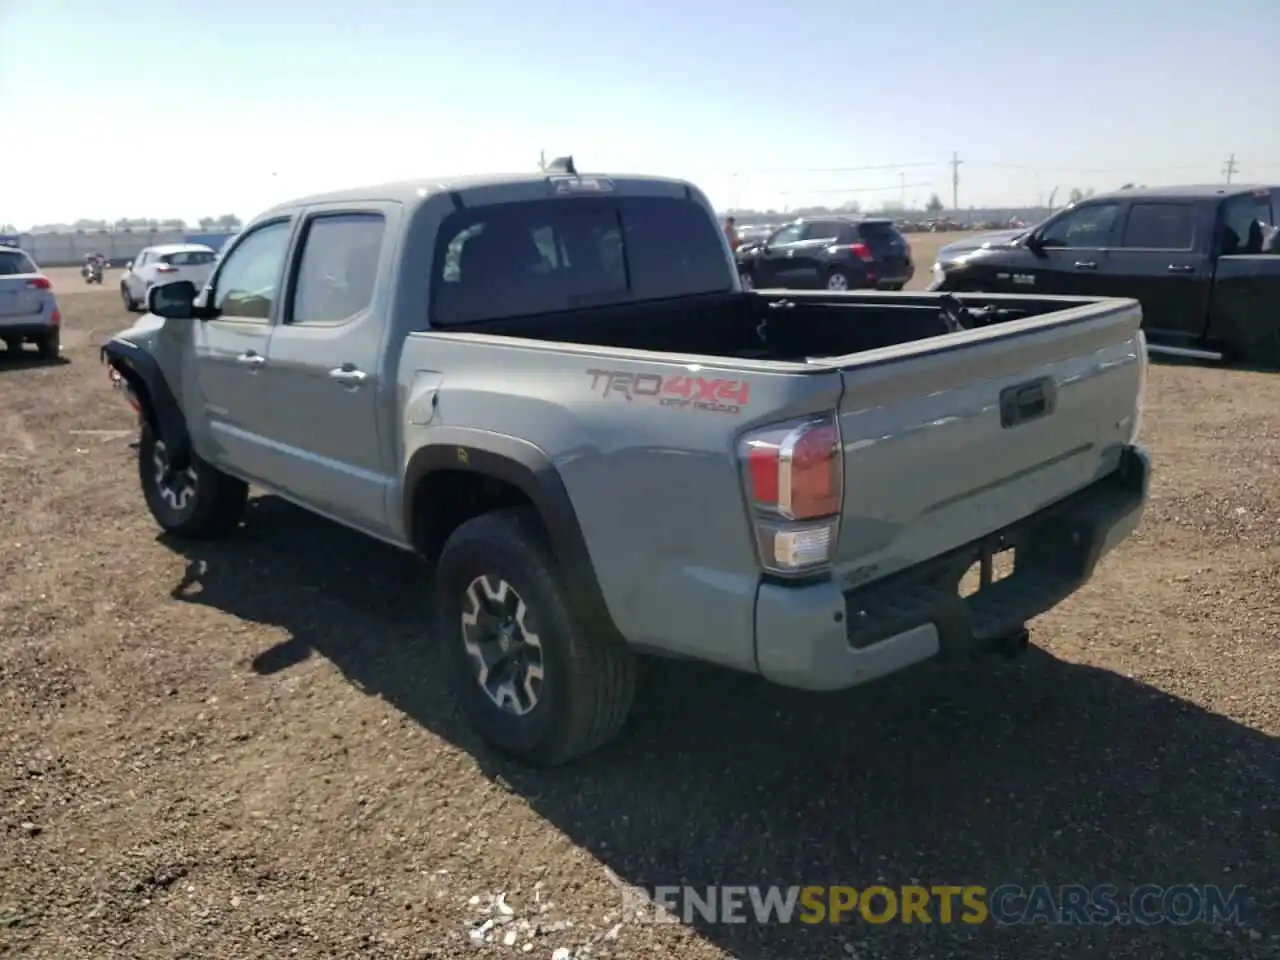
[403, 428, 621, 639]
[100, 338, 191, 466]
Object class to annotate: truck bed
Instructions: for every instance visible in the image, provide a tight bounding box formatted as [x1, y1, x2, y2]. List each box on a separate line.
[443, 289, 1114, 364]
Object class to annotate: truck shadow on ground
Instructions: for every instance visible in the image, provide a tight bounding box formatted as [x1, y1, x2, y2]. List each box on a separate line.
[163, 495, 1279, 959]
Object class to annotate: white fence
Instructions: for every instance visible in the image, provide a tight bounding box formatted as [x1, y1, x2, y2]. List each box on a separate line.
[17, 229, 193, 267]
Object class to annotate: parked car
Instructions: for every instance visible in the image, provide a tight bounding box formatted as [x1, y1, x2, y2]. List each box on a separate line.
[0, 244, 61, 359]
[103, 168, 1150, 766]
[735, 216, 915, 291]
[120, 243, 218, 312]
[929, 184, 1280, 363]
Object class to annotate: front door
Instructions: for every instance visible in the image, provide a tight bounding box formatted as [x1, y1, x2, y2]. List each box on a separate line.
[1102, 200, 1210, 338]
[257, 209, 394, 534]
[758, 222, 806, 288]
[1024, 200, 1123, 295]
[190, 218, 295, 481]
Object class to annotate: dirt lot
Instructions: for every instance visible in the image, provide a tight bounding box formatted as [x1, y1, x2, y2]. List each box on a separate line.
[2, 249, 1277, 960]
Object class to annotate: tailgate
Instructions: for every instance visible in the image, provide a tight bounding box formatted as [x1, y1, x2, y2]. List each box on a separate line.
[831, 298, 1143, 581]
[0, 276, 41, 318]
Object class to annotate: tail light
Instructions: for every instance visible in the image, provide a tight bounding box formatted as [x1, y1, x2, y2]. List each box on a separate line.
[155, 265, 177, 274]
[739, 414, 843, 576]
[838, 242, 874, 263]
[26, 276, 52, 290]
[50, 309, 61, 327]
[1130, 330, 1147, 444]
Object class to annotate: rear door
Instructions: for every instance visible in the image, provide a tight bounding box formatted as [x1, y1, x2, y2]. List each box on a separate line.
[190, 219, 294, 479]
[788, 219, 845, 287]
[257, 208, 394, 532]
[0, 249, 44, 323]
[1102, 200, 1208, 337]
[856, 220, 912, 287]
[1024, 201, 1123, 294]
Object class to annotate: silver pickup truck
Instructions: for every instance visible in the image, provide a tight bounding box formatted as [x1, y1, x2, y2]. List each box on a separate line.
[102, 166, 1151, 766]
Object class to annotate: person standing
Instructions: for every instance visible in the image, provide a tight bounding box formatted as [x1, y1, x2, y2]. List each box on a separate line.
[723, 216, 740, 252]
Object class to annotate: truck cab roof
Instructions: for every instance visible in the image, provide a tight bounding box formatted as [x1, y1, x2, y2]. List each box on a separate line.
[257, 172, 701, 219]
[1090, 184, 1275, 203]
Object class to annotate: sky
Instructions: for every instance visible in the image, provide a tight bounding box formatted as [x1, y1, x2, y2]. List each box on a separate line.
[2, 0, 1278, 228]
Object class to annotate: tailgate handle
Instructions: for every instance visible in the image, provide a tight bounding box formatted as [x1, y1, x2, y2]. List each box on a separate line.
[1000, 377, 1057, 428]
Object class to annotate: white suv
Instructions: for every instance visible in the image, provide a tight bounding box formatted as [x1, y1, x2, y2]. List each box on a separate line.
[120, 243, 217, 312]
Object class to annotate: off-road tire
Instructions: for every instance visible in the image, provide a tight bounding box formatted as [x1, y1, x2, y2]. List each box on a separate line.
[36, 329, 59, 361]
[435, 507, 636, 767]
[121, 283, 139, 312]
[138, 422, 248, 538]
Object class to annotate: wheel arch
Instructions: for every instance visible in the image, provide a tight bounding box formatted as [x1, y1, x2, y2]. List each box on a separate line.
[100, 339, 191, 464]
[403, 429, 622, 640]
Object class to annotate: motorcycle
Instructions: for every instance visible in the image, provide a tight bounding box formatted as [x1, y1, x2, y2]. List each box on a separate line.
[81, 260, 104, 284]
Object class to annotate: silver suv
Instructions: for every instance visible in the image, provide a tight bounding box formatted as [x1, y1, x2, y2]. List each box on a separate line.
[0, 246, 61, 359]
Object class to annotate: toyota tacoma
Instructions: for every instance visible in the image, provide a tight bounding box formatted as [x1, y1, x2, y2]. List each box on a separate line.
[102, 163, 1151, 766]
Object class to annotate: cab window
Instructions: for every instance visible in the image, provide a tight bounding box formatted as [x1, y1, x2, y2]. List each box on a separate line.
[1039, 203, 1121, 248]
[210, 220, 293, 321]
[1118, 203, 1194, 250]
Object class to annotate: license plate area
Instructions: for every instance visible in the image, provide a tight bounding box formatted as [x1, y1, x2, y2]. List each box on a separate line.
[958, 542, 1016, 598]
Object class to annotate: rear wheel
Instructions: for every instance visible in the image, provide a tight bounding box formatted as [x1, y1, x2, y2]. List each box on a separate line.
[825, 268, 853, 291]
[36, 329, 59, 360]
[435, 507, 636, 767]
[138, 422, 248, 538]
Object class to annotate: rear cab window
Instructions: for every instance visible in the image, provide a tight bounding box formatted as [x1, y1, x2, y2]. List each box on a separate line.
[430, 196, 731, 326]
[1118, 203, 1195, 250]
[162, 250, 217, 266]
[0, 250, 36, 275]
[1219, 192, 1275, 255]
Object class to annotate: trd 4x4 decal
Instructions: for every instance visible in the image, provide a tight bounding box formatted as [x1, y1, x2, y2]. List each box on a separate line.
[586, 369, 751, 415]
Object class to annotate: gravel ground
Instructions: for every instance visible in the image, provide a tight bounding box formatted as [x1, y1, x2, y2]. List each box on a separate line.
[1, 266, 1277, 960]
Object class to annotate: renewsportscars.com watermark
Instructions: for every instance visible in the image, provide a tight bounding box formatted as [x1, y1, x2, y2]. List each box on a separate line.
[608, 881, 1255, 927]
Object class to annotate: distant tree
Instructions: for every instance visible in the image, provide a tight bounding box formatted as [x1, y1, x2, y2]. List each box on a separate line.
[1084, 188, 1095, 199]
[925, 193, 944, 213]
[159, 218, 187, 230]
[0, 223, 16, 234]
[215, 214, 243, 230]
[198, 216, 218, 230]
[1119, 182, 1135, 190]
[74, 218, 109, 230]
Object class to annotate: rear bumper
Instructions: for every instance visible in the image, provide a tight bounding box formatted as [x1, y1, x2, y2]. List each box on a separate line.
[753, 444, 1151, 691]
[0, 320, 57, 339]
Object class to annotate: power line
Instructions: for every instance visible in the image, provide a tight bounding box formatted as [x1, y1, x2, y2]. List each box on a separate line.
[1222, 153, 1238, 184]
[742, 161, 942, 175]
[777, 181, 934, 197]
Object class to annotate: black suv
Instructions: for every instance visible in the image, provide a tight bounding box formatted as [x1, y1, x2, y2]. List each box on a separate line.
[735, 216, 914, 292]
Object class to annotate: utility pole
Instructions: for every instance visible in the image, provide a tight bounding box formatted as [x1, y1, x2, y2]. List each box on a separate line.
[1222, 153, 1238, 184]
[950, 151, 962, 212]
[538, 149, 546, 171]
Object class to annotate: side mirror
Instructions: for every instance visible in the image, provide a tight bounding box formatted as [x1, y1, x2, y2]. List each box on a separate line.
[1024, 234, 1045, 255]
[148, 280, 200, 319]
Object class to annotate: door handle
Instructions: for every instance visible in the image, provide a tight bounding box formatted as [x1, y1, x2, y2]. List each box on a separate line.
[1073, 260, 1098, 270]
[328, 365, 367, 386]
[235, 352, 265, 368]
[1166, 264, 1195, 274]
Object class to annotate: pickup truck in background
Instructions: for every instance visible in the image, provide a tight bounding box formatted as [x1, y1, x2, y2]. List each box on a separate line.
[929, 184, 1280, 364]
[102, 164, 1151, 767]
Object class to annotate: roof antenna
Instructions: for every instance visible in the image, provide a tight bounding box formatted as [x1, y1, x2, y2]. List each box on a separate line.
[546, 155, 577, 176]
